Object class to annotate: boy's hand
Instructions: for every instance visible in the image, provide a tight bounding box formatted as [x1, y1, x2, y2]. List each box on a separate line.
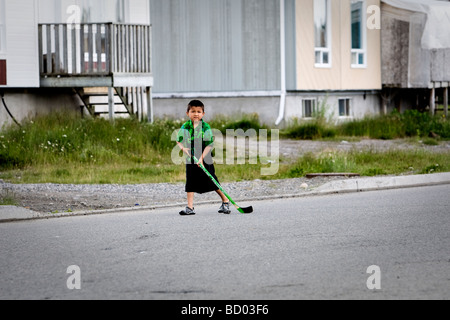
[197, 146, 211, 168]
[196, 157, 204, 168]
[182, 147, 191, 157]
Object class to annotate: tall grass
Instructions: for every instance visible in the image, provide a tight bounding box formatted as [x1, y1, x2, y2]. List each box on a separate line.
[283, 110, 450, 140]
[339, 110, 450, 139]
[283, 149, 450, 178]
[0, 113, 179, 170]
[209, 113, 268, 135]
[283, 118, 337, 140]
[0, 189, 18, 206]
[0, 111, 449, 184]
[0, 112, 273, 184]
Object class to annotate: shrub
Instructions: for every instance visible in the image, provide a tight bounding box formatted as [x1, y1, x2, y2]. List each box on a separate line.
[210, 113, 266, 135]
[338, 113, 403, 139]
[338, 110, 450, 140]
[283, 120, 336, 140]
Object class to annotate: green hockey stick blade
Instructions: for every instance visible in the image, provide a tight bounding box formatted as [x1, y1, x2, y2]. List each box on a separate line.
[192, 155, 253, 214]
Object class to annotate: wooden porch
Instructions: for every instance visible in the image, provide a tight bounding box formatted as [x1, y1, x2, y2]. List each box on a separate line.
[38, 23, 153, 121]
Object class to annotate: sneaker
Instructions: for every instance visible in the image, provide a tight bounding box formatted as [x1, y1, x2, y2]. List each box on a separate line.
[179, 207, 196, 216]
[218, 202, 231, 214]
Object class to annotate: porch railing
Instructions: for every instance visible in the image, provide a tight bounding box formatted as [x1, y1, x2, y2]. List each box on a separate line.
[38, 23, 152, 77]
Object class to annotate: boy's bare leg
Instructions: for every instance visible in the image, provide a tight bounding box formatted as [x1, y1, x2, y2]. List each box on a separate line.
[216, 190, 229, 204]
[187, 192, 195, 209]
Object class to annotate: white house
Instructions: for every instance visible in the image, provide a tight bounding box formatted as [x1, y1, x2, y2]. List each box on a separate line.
[0, 0, 153, 127]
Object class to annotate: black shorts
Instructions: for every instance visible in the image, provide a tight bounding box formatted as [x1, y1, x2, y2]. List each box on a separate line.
[185, 163, 220, 194]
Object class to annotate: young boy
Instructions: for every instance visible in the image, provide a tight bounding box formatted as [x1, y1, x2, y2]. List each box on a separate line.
[176, 100, 231, 216]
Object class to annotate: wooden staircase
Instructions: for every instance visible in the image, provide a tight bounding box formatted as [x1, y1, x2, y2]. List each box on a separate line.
[39, 23, 154, 122]
[75, 87, 151, 121]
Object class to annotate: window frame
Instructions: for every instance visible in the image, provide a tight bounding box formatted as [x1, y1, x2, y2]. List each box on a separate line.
[338, 98, 352, 118]
[302, 98, 318, 118]
[350, 0, 367, 68]
[314, 0, 332, 68]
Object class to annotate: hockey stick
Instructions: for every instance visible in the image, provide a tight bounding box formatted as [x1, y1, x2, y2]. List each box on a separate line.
[192, 155, 253, 214]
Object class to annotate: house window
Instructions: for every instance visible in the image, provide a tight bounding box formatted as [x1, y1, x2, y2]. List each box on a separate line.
[303, 99, 317, 118]
[351, 0, 367, 68]
[314, 0, 331, 68]
[0, 0, 6, 54]
[339, 99, 351, 117]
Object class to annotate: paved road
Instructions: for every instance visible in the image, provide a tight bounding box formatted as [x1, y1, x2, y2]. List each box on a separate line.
[0, 185, 449, 300]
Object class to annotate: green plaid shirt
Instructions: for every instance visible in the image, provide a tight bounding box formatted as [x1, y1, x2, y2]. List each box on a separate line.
[177, 120, 214, 162]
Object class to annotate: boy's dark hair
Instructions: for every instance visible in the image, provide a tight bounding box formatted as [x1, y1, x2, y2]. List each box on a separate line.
[187, 100, 205, 112]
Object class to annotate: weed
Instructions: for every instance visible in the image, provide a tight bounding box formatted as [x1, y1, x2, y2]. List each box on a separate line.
[0, 190, 18, 206]
[282, 119, 336, 140]
[211, 113, 268, 135]
[337, 110, 450, 140]
[283, 149, 449, 178]
[422, 138, 439, 146]
[421, 164, 441, 174]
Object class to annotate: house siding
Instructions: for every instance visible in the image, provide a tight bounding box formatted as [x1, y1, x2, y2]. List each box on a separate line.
[150, 0, 281, 93]
[3, 0, 39, 88]
[295, 0, 381, 91]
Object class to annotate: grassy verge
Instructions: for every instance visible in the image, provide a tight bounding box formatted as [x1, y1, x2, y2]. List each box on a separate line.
[0, 112, 449, 184]
[282, 110, 450, 140]
[1, 148, 447, 184]
[0, 190, 18, 206]
[280, 149, 449, 178]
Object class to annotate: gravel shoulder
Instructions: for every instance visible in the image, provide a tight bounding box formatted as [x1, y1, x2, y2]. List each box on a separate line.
[0, 177, 340, 214]
[1, 139, 449, 214]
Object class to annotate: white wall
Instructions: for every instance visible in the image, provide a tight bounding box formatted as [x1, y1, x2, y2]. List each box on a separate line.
[1, 0, 39, 88]
[0, 0, 6, 58]
[149, 92, 381, 128]
[0, 88, 81, 128]
[38, 0, 150, 24]
[129, 0, 151, 24]
[284, 92, 381, 124]
[152, 96, 281, 125]
[150, 0, 281, 93]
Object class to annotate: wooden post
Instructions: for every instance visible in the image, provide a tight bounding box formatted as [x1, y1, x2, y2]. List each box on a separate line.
[88, 24, 94, 73]
[444, 87, 449, 118]
[54, 25, 60, 74]
[430, 87, 435, 116]
[46, 25, 52, 74]
[62, 24, 68, 73]
[132, 87, 137, 119]
[79, 25, 85, 74]
[38, 25, 43, 74]
[108, 87, 115, 122]
[71, 25, 77, 74]
[138, 87, 145, 122]
[146, 87, 153, 123]
[382, 99, 388, 115]
[136, 87, 142, 121]
[95, 24, 102, 73]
